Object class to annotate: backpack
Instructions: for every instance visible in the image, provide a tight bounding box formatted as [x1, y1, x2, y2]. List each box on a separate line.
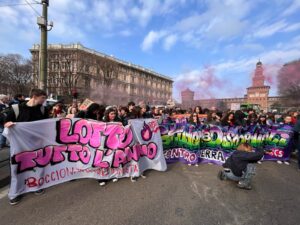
[11, 104, 45, 120]
[0, 106, 10, 124]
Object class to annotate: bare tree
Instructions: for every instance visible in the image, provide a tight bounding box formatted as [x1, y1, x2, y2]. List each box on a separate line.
[47, 51, 94, 98]
[277, 59, 300, 107]
[0, 54, 33, 96]
[93, 57, 120, 104]
[46, 52, 122, 103]
[63, 51, 93, 96]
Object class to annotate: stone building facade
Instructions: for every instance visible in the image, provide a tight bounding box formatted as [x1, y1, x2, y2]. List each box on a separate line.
[30, 43, 173, 105]
[181, 61, 281, 112]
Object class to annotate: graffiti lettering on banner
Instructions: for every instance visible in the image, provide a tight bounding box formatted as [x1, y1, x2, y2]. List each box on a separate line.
[4, 118, 166, 199]
[160, 121, 293, 165]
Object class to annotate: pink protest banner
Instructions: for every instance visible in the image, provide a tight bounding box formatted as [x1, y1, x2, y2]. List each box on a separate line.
[4, 118, 167, 200]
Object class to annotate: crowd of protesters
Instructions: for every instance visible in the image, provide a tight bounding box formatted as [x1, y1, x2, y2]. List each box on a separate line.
[0, 89, 300, 203]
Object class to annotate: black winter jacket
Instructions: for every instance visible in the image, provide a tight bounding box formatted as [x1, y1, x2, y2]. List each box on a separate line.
[223, 148, 264, 177]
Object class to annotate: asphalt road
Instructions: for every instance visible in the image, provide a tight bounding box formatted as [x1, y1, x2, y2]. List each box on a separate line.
[0, 161, 299, 225]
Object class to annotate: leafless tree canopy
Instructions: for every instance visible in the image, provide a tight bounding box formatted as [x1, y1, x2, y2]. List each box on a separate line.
[47, 51, 93, 96]
[97, 56, 119, 86]
[0, 54, 33, 96]
[277, 59, 300, 107]
[46, 51, 120, 103]
[92, 57, 121, 104]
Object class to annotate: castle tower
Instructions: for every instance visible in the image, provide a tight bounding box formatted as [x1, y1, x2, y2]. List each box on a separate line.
[246, 61, 270, 112]
[181, 88, 195, 109]
[252, 60, 265, 87]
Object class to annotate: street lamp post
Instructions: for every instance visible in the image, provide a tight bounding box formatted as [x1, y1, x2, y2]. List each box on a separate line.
[37, 0, 53, 93]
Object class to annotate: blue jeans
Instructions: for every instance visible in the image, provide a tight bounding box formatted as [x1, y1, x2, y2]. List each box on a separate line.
[0, 124, 6, 148]
[224, 164, 256, 185]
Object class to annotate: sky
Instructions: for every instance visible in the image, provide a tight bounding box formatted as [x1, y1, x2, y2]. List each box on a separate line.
[0, 0, 300, 102]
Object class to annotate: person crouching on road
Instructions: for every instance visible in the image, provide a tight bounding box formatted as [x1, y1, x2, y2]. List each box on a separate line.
[218, 143, 265, 190]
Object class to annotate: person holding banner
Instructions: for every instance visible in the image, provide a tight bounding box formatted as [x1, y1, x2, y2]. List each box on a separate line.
[221, 112, 235, 127]
[76, 103, 101, 120]
[276, 115, 293, 165]
[98, 107, 122, 186]
[246, 109, 258, 126]
[294, 117, 300, 170]
[194, 106, 203, 115]
[4, 88, 49, 205]
[140, 103, 154, 119]
[119, 106, 130, 126]
[218, 143, 265, 190]
[0, 94, 9, 150]
[207, 110, 221, 126]
[189, 113, 201, 126]
[103, 107, 121, 123]
[127, 101, 136, 118]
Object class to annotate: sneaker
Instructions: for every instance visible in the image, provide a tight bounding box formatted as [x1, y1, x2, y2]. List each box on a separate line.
[34, 189, 45, 196]
[257, 161, 262, 164]
[130, 177, 138, 182]
[284, 161, 290, 165]
[99, 181, 106, 186]
[188, 163, 192, 166]
[112, 178, 118, 183]
[9, 195, 22, 205]
[141, 173, 146, 179]
[218, 170, 226, 181]
[195, 164, 199, 167]
[276, 160, 283, 164]
[237, 181, 252, 190]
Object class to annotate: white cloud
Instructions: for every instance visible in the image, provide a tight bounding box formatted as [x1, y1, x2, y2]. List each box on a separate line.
[163, 34, 178, 51]
[131, 0, 187, 27]
[0, 1, 40, 54]
[131, 1, 160, 27]
[120, 30, 132, 37]
[220, 42, 265, 58]
[282, 0, 300, 16]
[113, 8, 128, 22]
[251, 19, 300, 39]
[283, 22, 300, 32]
[0, 0, 189, 55]
[140, 0, 254, 51]
[173, 36, 300, 100]
[141, 30, 167, 51]
[253, 20, 287, 38]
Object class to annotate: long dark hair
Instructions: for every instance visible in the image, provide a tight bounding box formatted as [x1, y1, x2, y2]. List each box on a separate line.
[258, 115, 267, 125]
[128, 106, 143, 119]
[103, 107, 118, 122]
[189, 112, 200, 125]
[85, 103, 100, 120]
[194, 106, 203, 114]
[221, 112, 235, 126]
[234, 110, 245, 126]
[97, 105, 106, 121]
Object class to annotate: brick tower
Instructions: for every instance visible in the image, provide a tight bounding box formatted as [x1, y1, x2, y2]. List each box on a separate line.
[246, 61, 270, 112]
[181, 88, 195, 109]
